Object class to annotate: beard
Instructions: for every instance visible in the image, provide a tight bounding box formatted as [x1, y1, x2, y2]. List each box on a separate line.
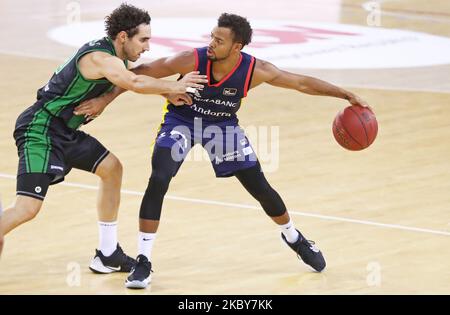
[123, 44, 140, 62]
[129, 55, 139, 62]
[207, 46, 232, 62]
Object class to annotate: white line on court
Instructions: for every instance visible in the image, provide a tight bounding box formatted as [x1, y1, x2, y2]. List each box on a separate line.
[1, 172, 449, 237]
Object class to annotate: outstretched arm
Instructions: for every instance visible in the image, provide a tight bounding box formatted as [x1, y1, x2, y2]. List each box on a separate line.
[91, 52, 204, 94]
[250, 59, 368, 107]
[74, 50, 200, 117]
[131, 50, 196, 78]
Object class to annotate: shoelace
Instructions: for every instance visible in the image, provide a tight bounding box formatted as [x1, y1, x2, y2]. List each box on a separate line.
[124, 255, 136, 264]
[116, 248, 135, 265]
[296, 239, 319, 259]
[130, 262, 154, 274]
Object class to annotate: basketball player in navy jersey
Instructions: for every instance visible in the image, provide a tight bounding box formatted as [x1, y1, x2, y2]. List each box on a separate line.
[75, 13, 368, 289]
[0, 4, 206, 273]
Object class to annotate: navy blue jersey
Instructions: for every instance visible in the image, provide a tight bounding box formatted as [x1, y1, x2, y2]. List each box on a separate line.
[166, 47, 256, 122]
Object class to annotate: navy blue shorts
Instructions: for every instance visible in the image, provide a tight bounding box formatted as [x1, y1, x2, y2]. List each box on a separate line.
[154, 111, 258, 177]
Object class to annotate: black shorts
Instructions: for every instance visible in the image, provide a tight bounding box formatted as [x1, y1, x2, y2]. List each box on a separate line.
[14, 103, 110, 200]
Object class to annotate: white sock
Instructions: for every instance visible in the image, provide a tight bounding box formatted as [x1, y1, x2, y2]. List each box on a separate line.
[280, 220, 300, 243]
[98, 221, 118, 257]
[138, 232, 156, 261]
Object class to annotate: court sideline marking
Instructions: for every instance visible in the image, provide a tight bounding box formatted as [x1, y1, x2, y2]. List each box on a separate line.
[1, 173, 449, 237]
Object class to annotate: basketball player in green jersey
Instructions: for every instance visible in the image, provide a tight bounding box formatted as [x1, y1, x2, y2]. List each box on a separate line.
[0, 3, 206, 273]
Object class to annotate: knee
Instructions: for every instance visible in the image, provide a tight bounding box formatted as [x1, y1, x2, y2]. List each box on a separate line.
[96, 153, 123, 179]
[149, 169, 172, 188]
[254, 186, 287, 217]
[15, 202, 41, 222]
[106, 154, 123, 175]
[251, 182, 273, 201]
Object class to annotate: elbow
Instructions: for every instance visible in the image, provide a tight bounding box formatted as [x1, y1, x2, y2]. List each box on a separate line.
[298, 85, 313, 94]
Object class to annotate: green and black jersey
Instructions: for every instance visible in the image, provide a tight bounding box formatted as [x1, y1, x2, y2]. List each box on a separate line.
[14, 37, 126, 177]
[35, 36, 126, 130]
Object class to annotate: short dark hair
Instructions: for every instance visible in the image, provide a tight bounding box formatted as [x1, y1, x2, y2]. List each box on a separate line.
[218, 13, 253, 47]
[105, 3, 151, 40]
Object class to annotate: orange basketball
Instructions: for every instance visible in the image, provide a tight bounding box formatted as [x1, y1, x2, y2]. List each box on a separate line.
[332, 106, 378, 151]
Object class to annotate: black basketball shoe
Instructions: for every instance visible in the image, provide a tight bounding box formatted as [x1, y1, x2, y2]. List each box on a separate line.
[89, 244, 136, 273]
[281, 229, 326, 272]
[125, 254, 152, 289]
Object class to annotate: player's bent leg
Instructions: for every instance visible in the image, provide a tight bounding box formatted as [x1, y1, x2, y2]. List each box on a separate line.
[65, 132, 135, 273]
[126, 146, 181, 289]
[0, 195, 44, 235]
[139, 146, 181, 226]
[234, 162, 287, 218]
[235, 163, 326, 272]
[1, 172, 50, 235]
[94, 152, 122, 222]
[89, 152, 135, 274]
[65, 132, 134, 271]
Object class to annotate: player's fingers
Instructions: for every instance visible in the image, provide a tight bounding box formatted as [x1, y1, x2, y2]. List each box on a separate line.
[179, 94, 193, 105]
[74, 103, 91, 112]
[186, 83, 205, 90]
[74, 108, 89, 115]
[183, 94, 193, 105]
[184, 72, 208, 83]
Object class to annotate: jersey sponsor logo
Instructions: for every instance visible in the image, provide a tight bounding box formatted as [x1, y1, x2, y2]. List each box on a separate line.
[243, 146, 253, 156]
[223, 88, 237, 96]
[214, 156, 223, 165]
[190, 104, 232, 118]
[50, 165, 64, 171]
[187, 88, 202, 98]
[193, 96, 237, 108]
[49, 18, 450, 69]
[215, 150, 242, 164]
[88, 39, 101, 46]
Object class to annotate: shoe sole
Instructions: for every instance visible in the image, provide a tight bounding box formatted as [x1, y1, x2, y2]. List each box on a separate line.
[125, 276, 151, 289]
[89, 256, 122, 274]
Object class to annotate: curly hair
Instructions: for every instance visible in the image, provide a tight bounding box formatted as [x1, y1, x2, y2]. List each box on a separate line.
[217, 13, 253, 47]
[105, 3, 151, 40]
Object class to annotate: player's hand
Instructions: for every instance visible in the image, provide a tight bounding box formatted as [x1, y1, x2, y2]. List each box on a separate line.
[174, 71, 207, 94]
[346, 92, 370, 108]
[163, 93, 193, 106]
[73, 97, 108, 119]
